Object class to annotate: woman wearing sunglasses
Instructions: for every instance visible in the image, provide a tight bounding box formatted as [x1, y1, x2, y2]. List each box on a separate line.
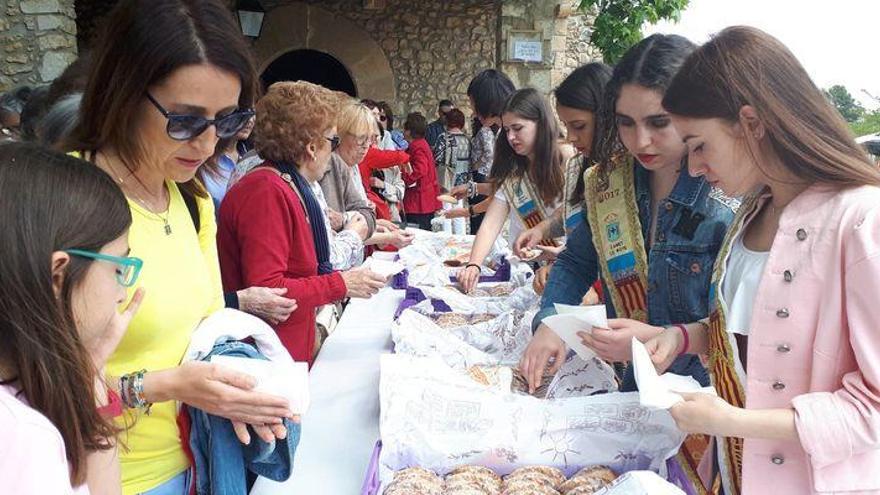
[65, 1, 293, 494]
[219, 81, 387, 364]
[0, 142, 142, 494]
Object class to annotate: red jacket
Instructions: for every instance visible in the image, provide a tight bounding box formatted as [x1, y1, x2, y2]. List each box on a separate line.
[357, 147, 409, 221]
[402, 138, 441, 214]
[217, 167, 347, 365]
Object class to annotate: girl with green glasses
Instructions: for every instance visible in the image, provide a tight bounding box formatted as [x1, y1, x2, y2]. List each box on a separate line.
[0, 142, 144, 494]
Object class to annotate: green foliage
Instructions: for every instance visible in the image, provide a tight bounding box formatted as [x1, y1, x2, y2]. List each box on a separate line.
[824, 85, 865, 123]
[851, 109, 880, 137]
[578, 0, 690, 63]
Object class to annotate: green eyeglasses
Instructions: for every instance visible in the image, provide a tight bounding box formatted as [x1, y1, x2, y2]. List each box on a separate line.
[65, 249, 144, 287]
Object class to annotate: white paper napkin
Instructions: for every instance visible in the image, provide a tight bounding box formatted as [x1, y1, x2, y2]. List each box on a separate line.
[631, 337, 713, 410]
[542, 304, 608, 360]
[362, 257, 406, 279]
[211, 355, 310, 414]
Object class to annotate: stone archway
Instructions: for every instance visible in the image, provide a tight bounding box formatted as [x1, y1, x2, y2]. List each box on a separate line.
[253, 3, 396, 102]
[261, 49, 358, 96]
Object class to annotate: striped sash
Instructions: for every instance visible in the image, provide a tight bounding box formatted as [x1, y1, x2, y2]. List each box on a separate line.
[705, 193, 761, 495]
[562, 154, 586, 236]
[502, 175, 559, 247]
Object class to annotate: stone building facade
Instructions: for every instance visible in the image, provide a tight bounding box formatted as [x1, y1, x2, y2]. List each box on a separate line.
[1, 0, 79, 90]
[1, 0, 600, 118]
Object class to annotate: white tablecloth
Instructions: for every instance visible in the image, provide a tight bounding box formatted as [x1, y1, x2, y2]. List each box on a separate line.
[251, 287, 404, 495]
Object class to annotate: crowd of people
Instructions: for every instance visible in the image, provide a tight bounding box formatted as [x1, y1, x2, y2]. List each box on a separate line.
[1, 0, 880, 494]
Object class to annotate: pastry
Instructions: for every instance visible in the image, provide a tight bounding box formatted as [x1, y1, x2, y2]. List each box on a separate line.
[433, 312, 496, 328]
[572, 466, 616, 485]
[507, 467, 566, 488]
[499, 482, 560, 495]
[384, 477, 442, 495]
[446, 473, 502, 492]
[503, 472, 557, 490]
[563, 484, 608, 495]
[511, 369, 555, 398]
[448, 465, 502, 481]
[395, 467, 441, 481]
[444, 485, 496, 495]
[520, 248, 541, 261]
[557, 466, 616, 494]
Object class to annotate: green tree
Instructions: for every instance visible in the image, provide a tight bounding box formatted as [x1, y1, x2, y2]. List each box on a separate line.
[824, 85, 865, 123]
[851, 109, 880, 137]
[578, 0, 690, 63]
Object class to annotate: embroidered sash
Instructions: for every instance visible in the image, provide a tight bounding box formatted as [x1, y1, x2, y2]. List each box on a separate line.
[502, 174, 559, 247]
[562, 154, 585, 236]
[584, 156, 649, 322]
[705, 193, 761, 495]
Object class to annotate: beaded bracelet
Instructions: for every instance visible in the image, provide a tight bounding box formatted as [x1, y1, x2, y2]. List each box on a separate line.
[119, 369, 152, 415]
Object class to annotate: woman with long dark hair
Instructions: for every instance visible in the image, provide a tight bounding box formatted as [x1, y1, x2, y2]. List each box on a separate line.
[0, 142, 142, 493]
[646, 26, 880, 494]
[65, 1, 293, 492]
[521, 36, 737, 487]
[457, 88, 569, 293]
[521, 32, 735, 430]
[513, 62, 612, 294]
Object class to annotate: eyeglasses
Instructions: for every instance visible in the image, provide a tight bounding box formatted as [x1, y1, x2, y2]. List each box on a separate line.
[349, 133, 377, 147]
[146, 93, 256, 141]
[65, 249, 144, 287]
[326, 135, 341, 151]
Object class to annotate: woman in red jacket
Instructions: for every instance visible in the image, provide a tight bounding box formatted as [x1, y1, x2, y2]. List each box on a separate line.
[218, 81, 386, 364]
[358, 145, 410, 221]
[401, 112, 442, 230]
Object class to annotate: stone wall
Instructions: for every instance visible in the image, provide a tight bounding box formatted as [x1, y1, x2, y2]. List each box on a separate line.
[562, 5, 602, 74]
[0, 0, 78, 91]
[263, 0, 499, 118]
[499, 0, 600, 96]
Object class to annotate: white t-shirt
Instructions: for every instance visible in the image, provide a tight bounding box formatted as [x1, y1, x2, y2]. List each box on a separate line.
[493, 188, 523, 244]
[493, 185, 559, 245]
[0, 383, 89, 494]
[721, 235, 770, 336]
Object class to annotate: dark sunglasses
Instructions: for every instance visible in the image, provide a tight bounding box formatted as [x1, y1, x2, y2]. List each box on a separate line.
[147, 93, 255, 141]
[326, 135, 341, 151]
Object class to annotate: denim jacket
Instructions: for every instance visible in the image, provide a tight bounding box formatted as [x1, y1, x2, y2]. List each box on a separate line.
[534, 163, 736, 389]
[187, 340, 301, 495]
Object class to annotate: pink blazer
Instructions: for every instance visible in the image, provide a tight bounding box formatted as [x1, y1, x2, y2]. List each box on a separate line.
[741, 184, 880, 494]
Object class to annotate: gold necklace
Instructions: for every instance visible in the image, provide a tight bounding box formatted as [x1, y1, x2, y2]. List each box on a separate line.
[106, 158, 173, 235]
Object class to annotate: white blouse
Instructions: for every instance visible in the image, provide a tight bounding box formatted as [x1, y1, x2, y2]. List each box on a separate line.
[721, 235, 770, 336]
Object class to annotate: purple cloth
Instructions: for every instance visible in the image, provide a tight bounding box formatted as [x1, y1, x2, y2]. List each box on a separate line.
[360, 441, 382, 495]
[448, 258, 511, 283]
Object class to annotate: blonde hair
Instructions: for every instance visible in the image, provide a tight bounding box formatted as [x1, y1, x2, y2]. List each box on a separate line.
[254, 81, 337, 164]
[337, 100, 377, 137]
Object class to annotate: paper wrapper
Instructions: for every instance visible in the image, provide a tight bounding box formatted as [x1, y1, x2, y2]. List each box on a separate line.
[378, 355, 686, 490]
[396, 231, 521, 287]
[393, 307, 532, 367]
[594, 470, 686, 495]
[415, 284, 540, 315]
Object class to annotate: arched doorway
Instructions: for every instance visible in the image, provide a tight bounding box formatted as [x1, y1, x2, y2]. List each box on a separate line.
[261, 49, 357, 96]
[253, 2, 396, 104]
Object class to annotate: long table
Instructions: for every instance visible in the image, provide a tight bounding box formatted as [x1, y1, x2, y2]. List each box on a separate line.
[251, 287, 404, 495]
